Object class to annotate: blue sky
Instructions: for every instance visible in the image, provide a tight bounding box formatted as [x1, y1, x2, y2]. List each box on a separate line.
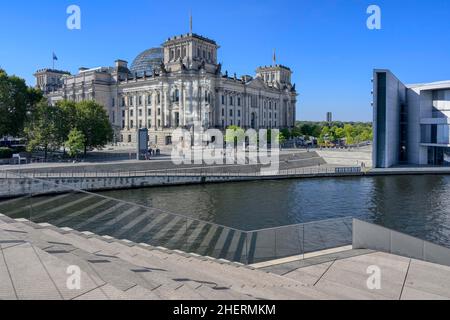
[1, 0, 449, 122]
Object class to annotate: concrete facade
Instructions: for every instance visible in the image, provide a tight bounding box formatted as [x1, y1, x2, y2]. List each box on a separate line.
[373, 69, 450, 168]
[36, 31, 297, 148]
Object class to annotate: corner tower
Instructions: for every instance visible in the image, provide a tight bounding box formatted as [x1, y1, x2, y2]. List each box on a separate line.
[162, 33, 219, 74]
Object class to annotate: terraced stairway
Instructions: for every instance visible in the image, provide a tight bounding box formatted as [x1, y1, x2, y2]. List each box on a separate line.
[0, 214, 336, 300]
[0, 193, 352, 265]
[0, 193, 254, 263]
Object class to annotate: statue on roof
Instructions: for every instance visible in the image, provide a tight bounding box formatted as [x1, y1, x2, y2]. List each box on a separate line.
[215, 63, 222, 75]
[160, 62, 167, 74]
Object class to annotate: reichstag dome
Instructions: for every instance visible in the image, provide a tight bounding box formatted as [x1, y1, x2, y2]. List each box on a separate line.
[129, 47, 163, 76]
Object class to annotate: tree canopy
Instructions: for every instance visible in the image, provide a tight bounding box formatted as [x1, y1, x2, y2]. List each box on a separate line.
[0, 69, 42, 137]
[25, 99, 113, 158]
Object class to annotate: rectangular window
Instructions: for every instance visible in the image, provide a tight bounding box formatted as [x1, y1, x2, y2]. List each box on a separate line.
[238, 110, 241, 117]
[112, 98, 115, 107]
[139, 109, 143, 117]
[130, 120, 134, 128]
[139, 96, 142, 106]
[230, 109, 233, 117]
[148, 95, 152, 105]
[158, 108, 161, 116]
[230, 97, 233, 106]
[148, 109, 152, 116]
[238, 97, 241, 106]
[130, 110, 134, 117]
[222, 95, 225, 105]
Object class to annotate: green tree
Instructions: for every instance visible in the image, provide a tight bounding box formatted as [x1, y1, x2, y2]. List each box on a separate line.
[65, 128, 85, 158]
[277, 132, 287, 144]
[74, 101, 113, 155]
[291, 126, 302, 137]
[24, 100, 58, 160]
[280, 128, 291, 140]
[0, 69, 42, 137]
[225, 125, 245, 149]
[54, 100, 77, 153]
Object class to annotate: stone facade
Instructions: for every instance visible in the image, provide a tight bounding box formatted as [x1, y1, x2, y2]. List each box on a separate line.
[36, 32, 297, 147]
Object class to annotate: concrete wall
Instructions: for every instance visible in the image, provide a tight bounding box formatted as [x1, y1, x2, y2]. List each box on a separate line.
[373, 70, 407, 168]
[406, 88, 422, 165]
[353, 219, 450, 267]
[0, 175, 257, 198]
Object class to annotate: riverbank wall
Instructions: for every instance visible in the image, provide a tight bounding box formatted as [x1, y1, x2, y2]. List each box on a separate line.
[3, 166, 450, 198]
[0, 169, 363, 198]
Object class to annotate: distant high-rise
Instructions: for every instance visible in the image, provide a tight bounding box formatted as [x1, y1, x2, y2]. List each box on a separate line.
[326, 112, 333, 123]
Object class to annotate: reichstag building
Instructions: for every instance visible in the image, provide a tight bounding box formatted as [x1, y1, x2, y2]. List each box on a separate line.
[35, 29, 297, 146]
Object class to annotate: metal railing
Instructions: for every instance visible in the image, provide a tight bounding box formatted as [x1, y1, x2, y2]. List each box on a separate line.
[0, 166, 363, 179]
[0, 171, 354, 265]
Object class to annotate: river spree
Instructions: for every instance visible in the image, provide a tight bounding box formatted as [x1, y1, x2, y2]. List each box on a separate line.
[99, 175, 450, 247]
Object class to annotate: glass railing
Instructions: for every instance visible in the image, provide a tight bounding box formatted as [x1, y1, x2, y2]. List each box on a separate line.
[0, 171, 353, 265]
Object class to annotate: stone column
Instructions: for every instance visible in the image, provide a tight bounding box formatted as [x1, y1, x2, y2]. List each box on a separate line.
[163, 89, 169, 127]
[180, 84, 185, 127]
[153, 91, 157, 131]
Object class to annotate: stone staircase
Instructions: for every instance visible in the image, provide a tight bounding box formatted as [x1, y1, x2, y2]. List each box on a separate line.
[0, 194, 351, 266]
[0, 213, 338, 300]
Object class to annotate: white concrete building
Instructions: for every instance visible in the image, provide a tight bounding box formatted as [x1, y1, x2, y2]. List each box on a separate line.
[373, 69, 450, 167]
[35, 30, 297, 147]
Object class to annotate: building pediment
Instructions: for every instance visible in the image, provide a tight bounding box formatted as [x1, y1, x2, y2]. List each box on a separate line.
[246, 77, 269, 89]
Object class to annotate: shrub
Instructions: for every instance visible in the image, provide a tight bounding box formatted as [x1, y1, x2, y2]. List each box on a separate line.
[0, 147, 13, 159]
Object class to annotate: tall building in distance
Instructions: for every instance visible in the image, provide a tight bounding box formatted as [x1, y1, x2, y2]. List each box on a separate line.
[373, 69, 450, 168]
[326, 112, 333, 123]
[35, 26, 298, 146]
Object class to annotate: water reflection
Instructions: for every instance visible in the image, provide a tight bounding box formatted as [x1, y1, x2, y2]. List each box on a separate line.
[99, 175, 450, 246]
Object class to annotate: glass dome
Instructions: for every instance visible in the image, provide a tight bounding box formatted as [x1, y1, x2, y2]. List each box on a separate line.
[130, 47, 163, 76]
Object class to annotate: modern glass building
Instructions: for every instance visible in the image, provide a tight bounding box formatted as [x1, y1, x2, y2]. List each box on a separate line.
[129, 47, 163, 77]
[373, 69, 450, 168]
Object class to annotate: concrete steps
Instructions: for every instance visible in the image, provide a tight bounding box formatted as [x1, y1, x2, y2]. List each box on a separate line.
[0, 192, 252, 262]
[0, 213, 339, 300]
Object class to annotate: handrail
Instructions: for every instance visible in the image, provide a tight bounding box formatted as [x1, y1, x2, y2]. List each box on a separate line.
[0, 166, 362, 180]
[246, 216, 353, 233]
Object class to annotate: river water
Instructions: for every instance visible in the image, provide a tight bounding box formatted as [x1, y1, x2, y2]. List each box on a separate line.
[99, 175, 450, 247]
